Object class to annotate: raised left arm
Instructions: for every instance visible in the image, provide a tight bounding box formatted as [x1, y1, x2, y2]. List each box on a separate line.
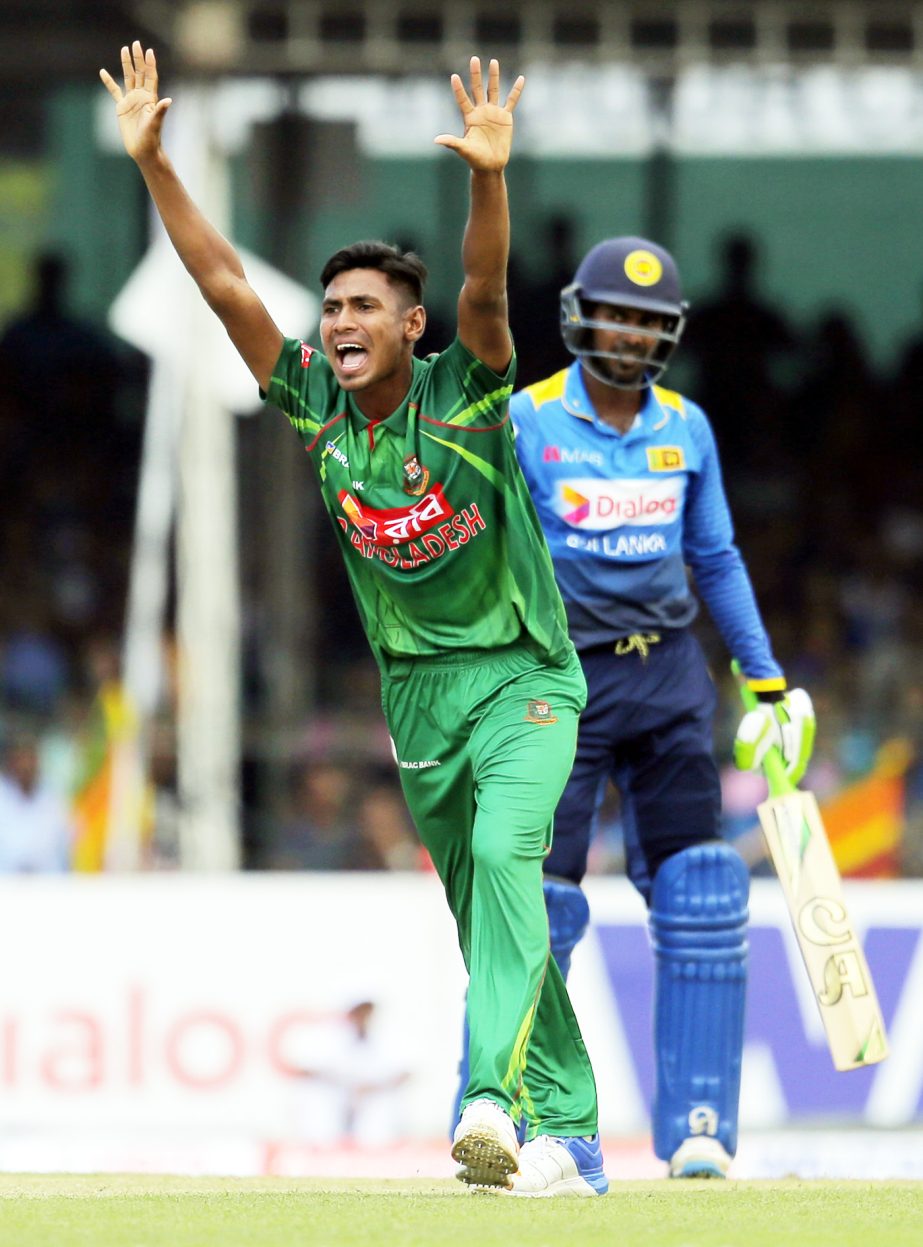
[435, 57, 524, 373]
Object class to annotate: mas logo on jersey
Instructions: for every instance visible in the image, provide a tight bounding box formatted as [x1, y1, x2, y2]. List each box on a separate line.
[338, 485, 454, 547]
[557, 477, 684, 531]
[543, 445, 605, 468]
[300, 343, 315, 368]
[647, 446, 685, 472]
[525, 700, 558, 725]
[402, 454, 430, 496]
[624, 249, 663, 288]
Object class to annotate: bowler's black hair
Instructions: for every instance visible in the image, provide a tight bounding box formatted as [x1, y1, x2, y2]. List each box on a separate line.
[320, 240, 427, 307]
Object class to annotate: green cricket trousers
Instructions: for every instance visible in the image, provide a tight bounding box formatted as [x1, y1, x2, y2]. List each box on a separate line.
[381, 639, 599, 1137]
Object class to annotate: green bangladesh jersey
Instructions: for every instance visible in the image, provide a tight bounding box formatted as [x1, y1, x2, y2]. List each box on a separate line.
[265, 336, 573, 665]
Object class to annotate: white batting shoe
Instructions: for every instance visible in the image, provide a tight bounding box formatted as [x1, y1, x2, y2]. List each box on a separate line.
[669, 1136, 731, 1179]
[508, 1133, 608, 1197]
[452, 1099, 519, 1190]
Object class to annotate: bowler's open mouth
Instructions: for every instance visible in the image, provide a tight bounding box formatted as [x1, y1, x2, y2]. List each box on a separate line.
[336, 342, 369, 373]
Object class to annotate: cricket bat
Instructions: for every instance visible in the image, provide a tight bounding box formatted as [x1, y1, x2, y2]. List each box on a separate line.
[733, 662, 889, 1071]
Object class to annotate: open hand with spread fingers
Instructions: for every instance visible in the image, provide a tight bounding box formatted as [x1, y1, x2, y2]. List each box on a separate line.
[99, 40, 172, 164]
[435, 57, 525, 172]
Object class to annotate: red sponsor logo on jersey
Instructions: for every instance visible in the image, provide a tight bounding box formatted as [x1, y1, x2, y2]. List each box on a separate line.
[300, 343, 315, 368]
[338, 485, 455, 547]
[543, 445, 562, 462]
[337, 504, 486, 569]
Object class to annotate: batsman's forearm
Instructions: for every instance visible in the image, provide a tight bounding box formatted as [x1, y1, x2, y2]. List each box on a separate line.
[461, 169, 510, 306]
[136, 149, 245, 305]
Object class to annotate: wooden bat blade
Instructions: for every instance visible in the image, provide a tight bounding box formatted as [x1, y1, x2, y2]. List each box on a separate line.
[757, 789, 889, 1071]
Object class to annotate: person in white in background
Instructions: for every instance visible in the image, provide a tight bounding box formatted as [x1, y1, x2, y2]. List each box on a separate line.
[283, 998, 411, 1147]
[0, 732, 74, 872]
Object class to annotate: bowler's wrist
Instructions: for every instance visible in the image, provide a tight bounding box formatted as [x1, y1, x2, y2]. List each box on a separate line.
[136, 146, 170, 176]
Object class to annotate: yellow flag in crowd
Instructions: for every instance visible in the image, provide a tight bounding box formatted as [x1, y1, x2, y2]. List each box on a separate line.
[71, 680, 150, 871]
[821, 739, 911, 878]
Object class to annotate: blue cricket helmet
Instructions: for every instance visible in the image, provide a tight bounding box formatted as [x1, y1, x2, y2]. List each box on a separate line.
[560, 236, 689, 389]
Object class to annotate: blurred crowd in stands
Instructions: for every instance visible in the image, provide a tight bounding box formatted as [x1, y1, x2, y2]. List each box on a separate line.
[1, 230, 923, 878]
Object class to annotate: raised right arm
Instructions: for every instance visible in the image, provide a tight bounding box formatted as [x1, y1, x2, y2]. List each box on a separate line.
[100, 41, 283, 392]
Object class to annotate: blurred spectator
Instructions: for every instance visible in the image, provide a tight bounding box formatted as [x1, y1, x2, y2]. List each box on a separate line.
[684, 231, 798, 467]
[0, 730, 73, 872]
[282, 996, 411, 1147]
[0, 596, 69, 717]
[355, 781, 424, 871]
[265, 759, 365, 870]
[793, 309, 879, 454]
[0, 251, 145, 688]
[839, 538, 909, 730]
[507, 213, 577, 387]
[719, 765, 766, 856]
[0, 251, 122, 450]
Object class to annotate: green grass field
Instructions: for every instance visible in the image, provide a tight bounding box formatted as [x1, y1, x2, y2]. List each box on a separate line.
[0, 1175, 921, 1247]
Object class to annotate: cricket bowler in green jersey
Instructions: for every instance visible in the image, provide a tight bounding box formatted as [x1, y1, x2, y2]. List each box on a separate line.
[102, 43, 603, 1195]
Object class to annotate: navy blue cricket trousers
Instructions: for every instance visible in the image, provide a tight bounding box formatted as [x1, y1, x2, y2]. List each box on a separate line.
[546, 628, 721, 902]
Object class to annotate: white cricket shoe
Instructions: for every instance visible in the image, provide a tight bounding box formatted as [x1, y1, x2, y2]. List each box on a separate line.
[507, 1133, 608, 1197]
[669, 1136, 732, 1179]
[452, 1098, 519, 1190]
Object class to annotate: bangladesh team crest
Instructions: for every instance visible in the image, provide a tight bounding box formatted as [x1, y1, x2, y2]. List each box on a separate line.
[525, 699, 558, 725]
[403, 454, 430, 496]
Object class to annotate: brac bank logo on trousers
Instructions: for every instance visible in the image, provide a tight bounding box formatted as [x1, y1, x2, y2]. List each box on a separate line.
[558, 477, 684, 530]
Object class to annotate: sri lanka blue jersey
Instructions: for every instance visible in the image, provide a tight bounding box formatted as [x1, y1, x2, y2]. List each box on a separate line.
[510, 362, 782, 681]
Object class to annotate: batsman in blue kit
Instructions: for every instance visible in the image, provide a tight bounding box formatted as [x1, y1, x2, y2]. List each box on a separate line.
[457, 236, 816, 1183]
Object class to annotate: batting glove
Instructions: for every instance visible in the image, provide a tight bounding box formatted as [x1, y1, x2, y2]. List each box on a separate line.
[733, 688, 816, 785]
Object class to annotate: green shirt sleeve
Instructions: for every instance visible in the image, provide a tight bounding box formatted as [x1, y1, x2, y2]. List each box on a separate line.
[425, 337, 516, 431]
[262, 337, 332, 442]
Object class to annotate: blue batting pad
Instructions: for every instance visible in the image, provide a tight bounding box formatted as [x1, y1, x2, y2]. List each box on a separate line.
[543, 876, 591, 980]
[649, 842, 749, 1161]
